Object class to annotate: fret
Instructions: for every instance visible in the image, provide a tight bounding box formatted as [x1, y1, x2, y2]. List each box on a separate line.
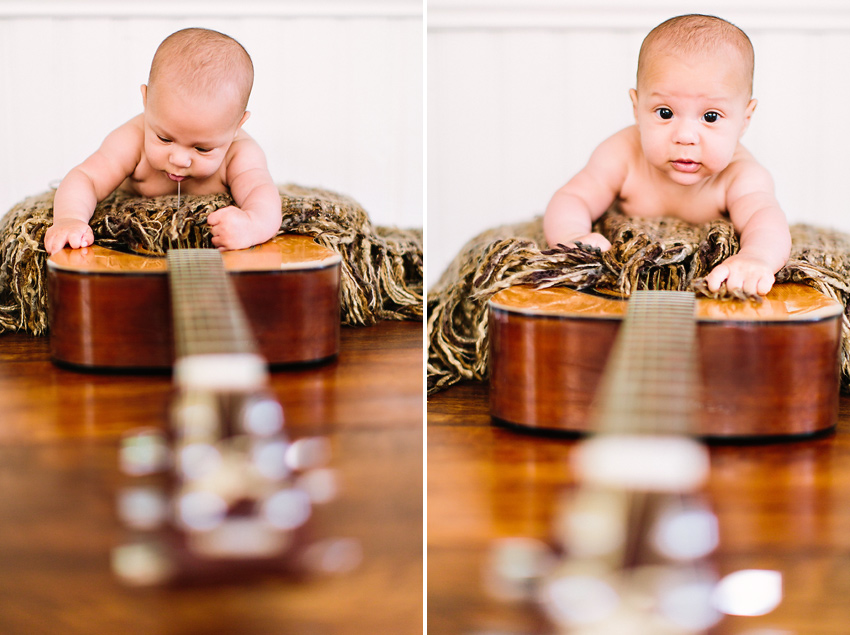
[592, 290, 699, 435]
[167, 250, 258, 359]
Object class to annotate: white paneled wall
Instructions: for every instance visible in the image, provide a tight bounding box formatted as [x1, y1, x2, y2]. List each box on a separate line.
[427, 0, 850, 286]
[0, 0, 423, 228]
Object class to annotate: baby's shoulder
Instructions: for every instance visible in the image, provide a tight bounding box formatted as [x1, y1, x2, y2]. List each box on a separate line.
[111, 114, 145, 140]
[595, 125, 640, 155]
[723, 146, 774, 189]
[586, 125, 640, 174]
[101, 114, 145, 153]
[225, 130, 268, 172]
[720, 146, 776, 208]
[95, 114, 144, 168]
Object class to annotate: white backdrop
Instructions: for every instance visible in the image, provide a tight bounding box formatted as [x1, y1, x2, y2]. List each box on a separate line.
[0, 0, 423, 229]
[427, 0, 850, 287]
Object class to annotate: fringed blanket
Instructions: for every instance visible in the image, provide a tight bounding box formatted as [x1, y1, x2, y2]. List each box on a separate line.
[427, 208, 850, 394]
[0, 184, 422, 335]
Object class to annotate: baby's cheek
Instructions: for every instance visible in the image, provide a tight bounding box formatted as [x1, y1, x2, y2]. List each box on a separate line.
[199, 157, 224, 177]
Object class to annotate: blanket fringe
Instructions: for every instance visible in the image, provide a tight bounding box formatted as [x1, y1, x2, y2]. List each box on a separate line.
[427, 209, 850, 394]
[0, 184, 422, 336]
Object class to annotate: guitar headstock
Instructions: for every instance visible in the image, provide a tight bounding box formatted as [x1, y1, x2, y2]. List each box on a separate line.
[487, 436, 723, 632]
[112, 384, 353, 585]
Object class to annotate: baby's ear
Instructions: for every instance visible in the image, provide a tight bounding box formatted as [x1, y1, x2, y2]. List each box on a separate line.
[236, 111, 251, 133]
[741, 98, 758, 135]
[140, 84, 148, 107]
[629, 89, 639, 120]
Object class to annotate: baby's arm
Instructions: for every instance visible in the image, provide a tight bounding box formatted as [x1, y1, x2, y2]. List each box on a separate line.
[207, 138, 281, 251]
[44, 122, 142, 255]
[705, 164, 791, 296]
[543, 131, 629, 250]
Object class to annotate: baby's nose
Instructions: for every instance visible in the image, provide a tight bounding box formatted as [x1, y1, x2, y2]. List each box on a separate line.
[170, 150, 192, 168]
[672, 121, 699, 145]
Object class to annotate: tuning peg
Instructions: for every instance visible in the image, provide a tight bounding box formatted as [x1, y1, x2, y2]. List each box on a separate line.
[239, 393, 284, 437]
[111, 539, 175, 587]
[555, 488, 628, 559]
[119, 428, 170, 476]
[650, 496, 719, 562]
[171, 390, 220, 441]
[261, 487, 312, 531]
[285, 437, 332, 471]
[117, 485, 168, 530]
[484, 537, 556, 602]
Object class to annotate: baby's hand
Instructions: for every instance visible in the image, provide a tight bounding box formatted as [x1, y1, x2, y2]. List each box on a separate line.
[705, 253, 775, 296]
[564, 232, 612, 251]
[44, 218, 94, 255]
[206, 205, 258, 251]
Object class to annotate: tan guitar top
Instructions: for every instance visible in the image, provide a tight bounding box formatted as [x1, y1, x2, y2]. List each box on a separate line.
[47, 234, 341, 274]
[489, 283, 843, 323]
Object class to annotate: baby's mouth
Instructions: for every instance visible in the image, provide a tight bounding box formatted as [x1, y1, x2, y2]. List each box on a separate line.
[167, 173, 187, 182]
[672, 159, 701, 173]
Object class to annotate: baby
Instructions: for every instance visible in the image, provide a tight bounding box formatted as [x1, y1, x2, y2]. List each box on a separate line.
[44, 28, 282, 255]
[543, 14, 791, 296]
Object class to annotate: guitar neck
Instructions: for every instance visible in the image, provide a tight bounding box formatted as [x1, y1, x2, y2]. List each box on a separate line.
[167, 249, 266, 391]
[594, 290, 698, 436]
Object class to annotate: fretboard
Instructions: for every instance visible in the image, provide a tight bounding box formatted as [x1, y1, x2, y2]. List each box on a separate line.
[166, 249, 258, 358]
[593, 290, 698, 435]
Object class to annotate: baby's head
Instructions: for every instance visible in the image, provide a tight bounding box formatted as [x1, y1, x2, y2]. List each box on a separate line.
[630, 15, 757, 185]
[141, 28, 254, 183]
[637, 14, 753, 99]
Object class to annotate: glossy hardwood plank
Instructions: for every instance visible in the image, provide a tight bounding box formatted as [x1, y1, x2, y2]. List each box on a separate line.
[0, 321, 423, 635]
[428, 381, 850, 634]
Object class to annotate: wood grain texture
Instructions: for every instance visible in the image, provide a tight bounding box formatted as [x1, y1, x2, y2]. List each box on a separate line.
[428, 381, 850, 634]
[489, 284, 843, 438]
[0, 321, 422, 635]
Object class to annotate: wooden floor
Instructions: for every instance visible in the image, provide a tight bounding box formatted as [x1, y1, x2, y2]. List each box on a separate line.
[428, 381, 850, 634]
[0, 321, 423, 635]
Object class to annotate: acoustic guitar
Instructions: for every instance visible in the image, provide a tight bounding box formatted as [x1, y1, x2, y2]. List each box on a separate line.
[488, 283, 843, 439]
[489, 291, 781, 630]
[111, 247, 344, 585]
[47, 234, 342, 369]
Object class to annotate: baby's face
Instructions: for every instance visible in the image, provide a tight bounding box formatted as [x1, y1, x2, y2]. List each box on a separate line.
[630, 51, 756, 186]
[142, 84, 248, 184]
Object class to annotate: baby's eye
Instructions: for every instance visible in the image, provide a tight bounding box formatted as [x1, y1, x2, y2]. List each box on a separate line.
[655, 107, 674, 120]
[703, 111, 720, 123]
[156, 135, 172, 144]
[195, 147, 212, 154]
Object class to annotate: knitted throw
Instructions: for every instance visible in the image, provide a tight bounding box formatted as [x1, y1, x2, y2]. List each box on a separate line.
[0, 184, 422, 335]
[427, 208, 850, 394]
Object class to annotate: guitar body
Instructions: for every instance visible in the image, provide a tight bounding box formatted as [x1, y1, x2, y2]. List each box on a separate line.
[489, 283, 843, 439]
[47, 235, 341, 369]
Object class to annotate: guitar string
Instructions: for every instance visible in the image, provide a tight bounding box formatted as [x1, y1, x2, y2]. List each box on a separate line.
[171, 182, 253, 354]
[174, 254, 255, 352]
[592, 290, 701, 570]
[605, 291, 697, 435]
[167, 250, 258, 357]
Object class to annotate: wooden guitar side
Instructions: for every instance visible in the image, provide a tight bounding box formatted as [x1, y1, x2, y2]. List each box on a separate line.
[488, 284, 843, 439]
[47, 235, 341, 369]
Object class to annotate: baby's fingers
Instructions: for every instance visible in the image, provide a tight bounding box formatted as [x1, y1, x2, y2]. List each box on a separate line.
[44, 233, 60, 255]
[751, 272, 775, 296]
[68, 227, 94, 250]
[705, 264, 729, 292]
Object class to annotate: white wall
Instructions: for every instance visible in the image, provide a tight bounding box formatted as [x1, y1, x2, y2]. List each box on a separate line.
[427, 0, 850, 287]
[0, 0, 423, 229]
